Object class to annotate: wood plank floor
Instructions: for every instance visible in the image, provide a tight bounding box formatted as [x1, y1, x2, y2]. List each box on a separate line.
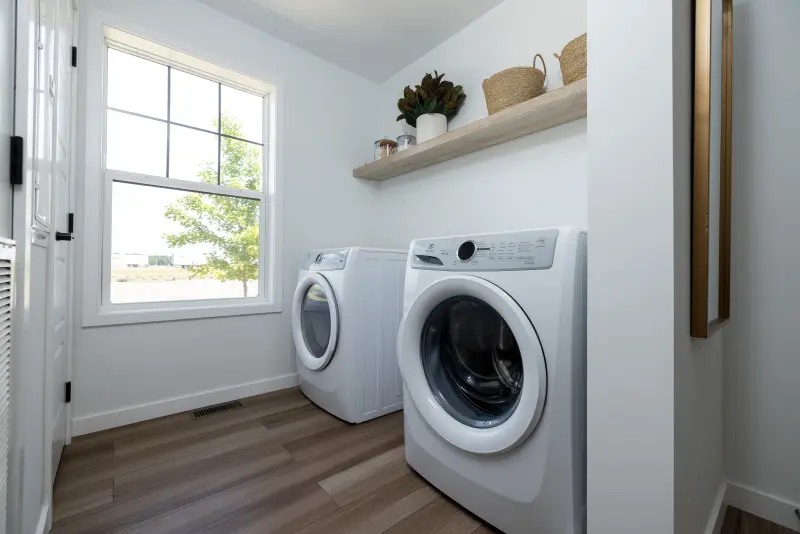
[54, 387, 795, 534]
[53, 388, 495, 534]
[722, 507, 800, 534]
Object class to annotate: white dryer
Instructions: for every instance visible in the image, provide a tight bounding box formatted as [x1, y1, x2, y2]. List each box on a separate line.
[398, 228, 587, 534]
[293, 247, 407, 423]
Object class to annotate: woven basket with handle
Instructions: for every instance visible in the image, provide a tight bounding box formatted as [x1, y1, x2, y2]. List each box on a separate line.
[482, 54, 547, 115]
[554, 33, 587, 85]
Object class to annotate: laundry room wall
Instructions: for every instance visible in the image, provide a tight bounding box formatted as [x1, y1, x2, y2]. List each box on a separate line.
[587, 0, 676, 531]
[71, 0, 378, 434]
[723, 0, 800, 525]
[366, 0, 588, 247]
[588, 0, 725, 532]
[671, 0, 726, 532]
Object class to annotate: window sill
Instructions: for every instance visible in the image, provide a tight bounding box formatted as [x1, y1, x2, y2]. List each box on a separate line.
[83, 301, 282, 327]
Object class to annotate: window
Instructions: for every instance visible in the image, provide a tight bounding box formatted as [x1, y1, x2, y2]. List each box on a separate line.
[85, 26, 280, 325]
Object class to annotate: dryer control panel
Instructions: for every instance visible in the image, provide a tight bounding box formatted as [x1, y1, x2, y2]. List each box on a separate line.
[301, 249, 350, 271]
[410, 229, 559, 271]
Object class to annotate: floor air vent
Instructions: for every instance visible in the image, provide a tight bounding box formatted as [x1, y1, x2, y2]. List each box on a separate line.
[193, 400, 243, 419]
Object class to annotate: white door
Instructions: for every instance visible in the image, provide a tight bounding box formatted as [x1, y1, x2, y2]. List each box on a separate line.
[292, 272, 339, 371]
[397, 275, 548, 455]
[0, 0, 13, 239]
[45, 0, 73, 482]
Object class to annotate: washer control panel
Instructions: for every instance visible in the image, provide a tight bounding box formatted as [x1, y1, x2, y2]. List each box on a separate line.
[411, 230, 559, 271]
[301, 249, 349, 271]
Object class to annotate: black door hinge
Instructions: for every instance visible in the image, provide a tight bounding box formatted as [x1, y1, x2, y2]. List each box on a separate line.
[10, 136, 23, 185]
[71, 46, 77, 67]
[65, 382, 72, 403]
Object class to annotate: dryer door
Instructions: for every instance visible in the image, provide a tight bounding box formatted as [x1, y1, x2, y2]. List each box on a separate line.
[293, 272, 340, 371]
[398, 275, 547, 454]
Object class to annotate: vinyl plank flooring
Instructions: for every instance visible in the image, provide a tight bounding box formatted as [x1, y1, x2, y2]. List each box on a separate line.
[259, 404, 348, 443]
[56, 422, 271, 493]
[68, 411, 193, 451]
[52, 480, 114, 523]
[53, 388, 494, 534]
[723, 506, 800, 534]
[114, 428, 405, 534]
[282, 411, 402, 461]
[113, 389, 309, 456]
[432, 509, 484, 534]
[113, 425, 280, 499]
[723, 507, 742, 534]
[59, 441, 114, 470]
[318, 446, 410, 506]
[201, 482, 338, 534]
[345, 484, 438, 534]
[295, 473, 433, 534]
[51, 442, 293, 534]
[383, 497, 463, 534]
[68, 388, 298, 454]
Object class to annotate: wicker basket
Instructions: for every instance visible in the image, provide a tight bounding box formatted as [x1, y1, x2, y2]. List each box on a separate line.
[482, 54, 547, 115]
[554, 33, 587, 85]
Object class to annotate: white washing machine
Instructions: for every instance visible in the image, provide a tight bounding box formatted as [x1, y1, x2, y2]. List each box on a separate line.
[293, 247, 407, 423]
[398, 228, 587, 534]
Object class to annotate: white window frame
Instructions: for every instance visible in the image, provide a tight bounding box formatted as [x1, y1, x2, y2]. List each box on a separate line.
[81, 20, 282, 327]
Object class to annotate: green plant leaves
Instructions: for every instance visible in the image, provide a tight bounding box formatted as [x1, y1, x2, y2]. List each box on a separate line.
[395, 71, 467, 127]
[427, 97, 438, 114]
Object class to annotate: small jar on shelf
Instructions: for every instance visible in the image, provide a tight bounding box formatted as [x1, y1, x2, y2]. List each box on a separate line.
[374, 138, 398, 160]
[396, 134, 416, 152]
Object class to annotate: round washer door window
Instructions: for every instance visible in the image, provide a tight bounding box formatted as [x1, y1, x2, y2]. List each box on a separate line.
[421, 297, 524, 429]
[292, 273, 339, 371]
[398, 275, 547, 454]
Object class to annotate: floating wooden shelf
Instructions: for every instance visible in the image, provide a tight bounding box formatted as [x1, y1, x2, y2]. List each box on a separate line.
[354, 78, 588, 181]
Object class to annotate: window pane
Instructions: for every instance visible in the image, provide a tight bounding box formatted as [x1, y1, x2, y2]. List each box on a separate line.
[220, 137, 262, 191]
[170, 69, 219, 132]
[221, 85, 263, 143]
[110, 182, 260, 304]
[169, 125, 219, 183]
[107, 49, 168, 120]
[106, 110, 167, 175]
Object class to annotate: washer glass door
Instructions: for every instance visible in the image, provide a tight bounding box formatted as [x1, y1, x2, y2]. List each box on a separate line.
[422, 297, 523, 429]
[302, 283, 333, 358]
[293, 272, 339, 371]
[398, 275, 547, 454]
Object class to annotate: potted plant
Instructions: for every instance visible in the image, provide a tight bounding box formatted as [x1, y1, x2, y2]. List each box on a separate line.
[396, 71, 466, 144]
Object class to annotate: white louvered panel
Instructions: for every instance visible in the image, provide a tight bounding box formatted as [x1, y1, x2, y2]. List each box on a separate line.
[0, 240, 14, 534]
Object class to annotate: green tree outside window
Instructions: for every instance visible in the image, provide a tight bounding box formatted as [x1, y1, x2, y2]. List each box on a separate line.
[163, 115, 261, 297]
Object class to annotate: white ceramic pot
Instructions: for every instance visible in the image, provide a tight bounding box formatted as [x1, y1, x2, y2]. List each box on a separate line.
[416, 113, 447, 144]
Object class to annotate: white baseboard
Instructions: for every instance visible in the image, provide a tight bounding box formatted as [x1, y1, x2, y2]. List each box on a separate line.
[705, 481, 728, 534]
[725, 481, 800, 532]
[34, 503, 50, 534]
[72, 373, 298, 436]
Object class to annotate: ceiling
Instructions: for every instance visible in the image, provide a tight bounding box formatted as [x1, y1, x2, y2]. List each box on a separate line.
[197, 0, 506, 82]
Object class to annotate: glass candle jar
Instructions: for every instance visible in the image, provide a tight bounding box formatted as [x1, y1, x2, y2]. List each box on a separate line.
[397, 134, 417, 152]
[374, 138, 398, 160]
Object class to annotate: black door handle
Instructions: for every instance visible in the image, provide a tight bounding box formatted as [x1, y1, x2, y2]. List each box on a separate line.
[55, 232, 73, 242]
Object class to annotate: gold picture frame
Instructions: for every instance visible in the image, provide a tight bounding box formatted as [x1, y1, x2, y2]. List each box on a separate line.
[691, 0, 733, 338]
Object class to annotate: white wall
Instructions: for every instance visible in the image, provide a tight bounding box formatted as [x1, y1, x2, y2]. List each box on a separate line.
[724, 0, 800, 512]
[367, 0, 587, 249]
[587, 0, 679, 532]
[72, 0, 378, 434]
[672, 1, 725, 532]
